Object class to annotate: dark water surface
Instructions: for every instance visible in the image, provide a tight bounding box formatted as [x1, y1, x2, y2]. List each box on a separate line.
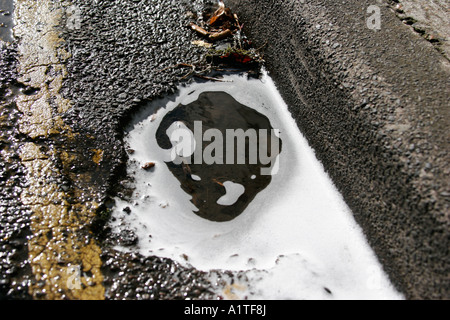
[156, 91, 281, 222]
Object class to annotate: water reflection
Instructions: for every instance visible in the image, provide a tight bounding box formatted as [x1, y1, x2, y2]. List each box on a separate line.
[156, 91, 281, 222]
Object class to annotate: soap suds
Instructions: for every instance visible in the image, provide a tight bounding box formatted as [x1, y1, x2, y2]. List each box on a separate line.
[110, 71, 404, 300]
[217, 181, 246, 206]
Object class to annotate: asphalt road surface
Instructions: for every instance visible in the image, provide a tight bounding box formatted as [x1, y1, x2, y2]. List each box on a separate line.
[0, 0, 448, 300]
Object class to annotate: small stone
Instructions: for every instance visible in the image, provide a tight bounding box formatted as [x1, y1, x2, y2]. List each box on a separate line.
[123, 207, 131, 214]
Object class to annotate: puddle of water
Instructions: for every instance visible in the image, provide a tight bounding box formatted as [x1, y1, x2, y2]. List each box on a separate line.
[155, 90, 281, 222]
[111, 71, 404, 299]
[0, 0, 14, 42]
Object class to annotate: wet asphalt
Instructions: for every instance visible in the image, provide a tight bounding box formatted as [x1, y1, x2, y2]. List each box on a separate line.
[0, 42, 33, 299]
[0, 0, 448, 300]
[60, 0, 225, 299]
[229, 0, 449, 299]
[0, 0, 226, 300]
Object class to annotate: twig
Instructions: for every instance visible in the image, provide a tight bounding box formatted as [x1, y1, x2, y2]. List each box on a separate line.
[210, 29, 232, 42]
[212, 178, 224, 187]
[194, 74, 232, 82]
[189, 22, 210, 37]
[180, 70, 194, 80]
[255, 41, 268, 52]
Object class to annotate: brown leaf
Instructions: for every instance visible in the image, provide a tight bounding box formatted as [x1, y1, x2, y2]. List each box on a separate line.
[208, 1, 236, 28]
[142, 162, 155, 170]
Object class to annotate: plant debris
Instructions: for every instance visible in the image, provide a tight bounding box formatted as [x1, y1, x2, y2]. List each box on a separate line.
[189, 0, 240, 43]
[187, 0, 264, 71]
[142, 162, 156, 170]
[191, 40, 213, 49]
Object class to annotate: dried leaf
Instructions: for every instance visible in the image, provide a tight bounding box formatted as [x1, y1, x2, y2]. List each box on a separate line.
[224, 52, 254, 64]
[142, 162, 156, 170]
[209, 7, 224, 26]
[192, 40, 213, 48]
[208, 1, 236, 28]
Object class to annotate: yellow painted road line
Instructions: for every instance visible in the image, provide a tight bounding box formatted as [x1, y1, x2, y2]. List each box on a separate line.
[15, 0, 104, 300]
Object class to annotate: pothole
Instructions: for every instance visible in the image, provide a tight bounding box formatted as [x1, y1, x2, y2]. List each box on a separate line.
[110, 71, 403, 299]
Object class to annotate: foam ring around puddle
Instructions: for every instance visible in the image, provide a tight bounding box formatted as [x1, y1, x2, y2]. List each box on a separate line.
[110, 71, 404, 299]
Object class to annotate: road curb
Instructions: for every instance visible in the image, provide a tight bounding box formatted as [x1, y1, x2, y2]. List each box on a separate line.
[228, 0, 450, 299]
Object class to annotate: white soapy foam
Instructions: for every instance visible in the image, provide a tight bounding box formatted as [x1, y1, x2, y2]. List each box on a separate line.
[110, 71, 404, 300]
[216, 181, 246, 206]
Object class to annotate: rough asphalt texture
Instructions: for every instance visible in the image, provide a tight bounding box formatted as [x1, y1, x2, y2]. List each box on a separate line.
[388, 0, 450, 60]
[0, 0, 448, 300]
[228, 0, 449, 299]
[0, 42, 33, 299]
[0, 0, 223, 300]
[59, 0, 225, 300]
